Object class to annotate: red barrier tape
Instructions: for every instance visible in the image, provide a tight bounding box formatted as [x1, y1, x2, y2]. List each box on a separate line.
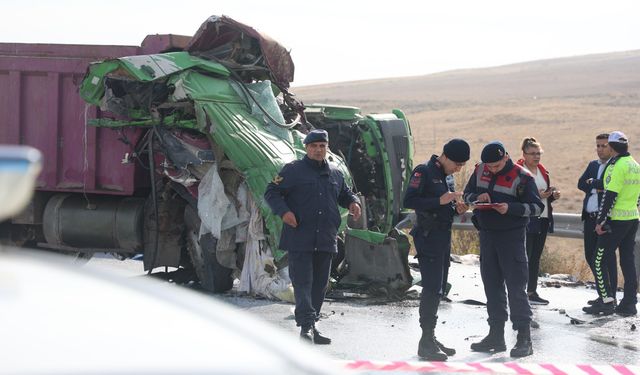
[340, 360, 640, 374]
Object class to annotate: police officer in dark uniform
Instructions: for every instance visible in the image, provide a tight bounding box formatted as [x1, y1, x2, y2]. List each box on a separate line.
[463, 141, 544, 358]
[264, 129, 361, 344]
[403, 139, 471, 361]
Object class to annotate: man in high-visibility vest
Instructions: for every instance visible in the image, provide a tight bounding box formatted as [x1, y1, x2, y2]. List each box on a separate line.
[583, 131, 640, 317]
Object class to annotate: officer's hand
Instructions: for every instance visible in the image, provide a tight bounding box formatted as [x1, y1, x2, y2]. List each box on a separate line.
[440, 191, 462, 205]
[282, 211, 298, 227]
[493, 203, 508, 215]
[552, 190, 561, 199]
[455, 201, 469, 214]
[476, 193, 491, 203]
[349, 202, 362, 221]
[595, 224, 606, 235]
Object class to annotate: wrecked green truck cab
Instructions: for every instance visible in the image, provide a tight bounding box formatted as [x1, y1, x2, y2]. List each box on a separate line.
[79, 15, 414, 299]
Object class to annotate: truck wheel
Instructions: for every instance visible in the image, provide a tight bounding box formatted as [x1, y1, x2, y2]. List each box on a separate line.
[183, 205, 234, 293]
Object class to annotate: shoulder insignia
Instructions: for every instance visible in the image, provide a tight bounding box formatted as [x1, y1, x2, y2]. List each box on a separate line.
[409, 172, 422, 188]
[272, 175, 284, 185]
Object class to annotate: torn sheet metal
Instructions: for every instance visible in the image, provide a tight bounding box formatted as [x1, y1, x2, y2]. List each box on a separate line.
[230, 80, 292, 142]
[187, 15, 294, 89]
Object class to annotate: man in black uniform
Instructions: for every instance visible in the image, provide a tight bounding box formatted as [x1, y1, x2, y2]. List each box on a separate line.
[403, 138, 471, 361]
[463, 142, 544, 358]
[577, 133, 616, 306]
[264, 129, 361, 344]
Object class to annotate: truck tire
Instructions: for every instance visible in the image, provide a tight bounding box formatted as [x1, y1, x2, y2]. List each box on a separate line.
[183, 205, 234, 293]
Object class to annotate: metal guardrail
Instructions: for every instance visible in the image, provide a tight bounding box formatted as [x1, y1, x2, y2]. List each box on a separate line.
[396, 211, 640, 284]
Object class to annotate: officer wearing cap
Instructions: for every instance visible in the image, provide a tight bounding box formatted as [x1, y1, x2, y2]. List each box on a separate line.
[403, 138, 470, 361]
[463, 141, 544, 358]
[583, 131, 640, 317]
[264, 129, 361, 344]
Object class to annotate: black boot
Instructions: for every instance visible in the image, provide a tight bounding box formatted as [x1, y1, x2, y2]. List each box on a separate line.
[582, 299, 615, 315]
[418, 327, 448, 361]
[312, 325, 331, 345]
[300, 325, 314, 342]
[470, 323, 506, 352]
[435, 339, 456, 356]
[510, 325, 533, 358]
[417, 291, 448, 361]
[614, 300, 637, 317]
[586, 297, 600, 305]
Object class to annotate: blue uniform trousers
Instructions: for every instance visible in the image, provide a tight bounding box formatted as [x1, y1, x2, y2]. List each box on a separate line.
[288, 251, 333, 328]
[412, 225, 451, 327]
[479, 227, 532, 329]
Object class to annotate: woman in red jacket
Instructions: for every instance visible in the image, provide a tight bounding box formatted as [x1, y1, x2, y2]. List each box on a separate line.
[517, 137, 561, 305]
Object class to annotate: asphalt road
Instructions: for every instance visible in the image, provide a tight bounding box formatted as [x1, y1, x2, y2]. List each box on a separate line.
[87, 254, 640, 367]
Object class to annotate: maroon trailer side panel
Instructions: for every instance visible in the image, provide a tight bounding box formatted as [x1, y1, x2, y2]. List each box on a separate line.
[0, 36, 190, 195]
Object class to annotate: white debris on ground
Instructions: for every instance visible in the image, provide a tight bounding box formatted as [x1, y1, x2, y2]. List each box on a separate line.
[451, 253, 480, 266]
[198, 165, 294, 302]
[589, 317, 639, 351]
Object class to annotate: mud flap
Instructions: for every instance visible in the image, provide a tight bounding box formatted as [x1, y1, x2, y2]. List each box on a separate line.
[340, 229, 412, 293]
[143, 192, 186, 271]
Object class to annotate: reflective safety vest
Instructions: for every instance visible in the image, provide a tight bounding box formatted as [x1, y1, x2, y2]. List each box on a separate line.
[603, 155, 640, 221]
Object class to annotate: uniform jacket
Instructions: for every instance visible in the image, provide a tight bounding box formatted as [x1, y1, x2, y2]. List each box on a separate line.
[463, 159, 544, 231]
[264, 155, 359, 253]
[577, 159, 605, 221]
[516, 159, 555, 233]
[403, 155, 456, 226]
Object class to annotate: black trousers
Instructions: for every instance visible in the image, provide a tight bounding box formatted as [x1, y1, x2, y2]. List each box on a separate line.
[583, 215, 617, 292]
[595, 220, 639, 304]
[288, 251, 333, 328]
[412, 225, 451, 328]
[526, 218, 549, 294]
[479, 227, 532, 329]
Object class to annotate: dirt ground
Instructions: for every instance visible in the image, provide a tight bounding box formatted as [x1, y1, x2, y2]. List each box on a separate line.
[294, 51, 640, 281]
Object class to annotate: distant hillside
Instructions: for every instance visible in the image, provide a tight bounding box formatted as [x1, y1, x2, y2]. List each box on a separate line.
[293, 50, 640, 280]
[293, 50, 640, 113]
[292, 49, 640, 215]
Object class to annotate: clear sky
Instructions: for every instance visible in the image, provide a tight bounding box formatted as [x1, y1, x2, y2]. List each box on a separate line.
[3, 0, 639, 86]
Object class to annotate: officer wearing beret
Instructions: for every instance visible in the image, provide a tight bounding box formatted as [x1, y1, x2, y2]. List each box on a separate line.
[463, 141, 544, 358]
[403, 138, 470, 361]
[264, 129, 361, 344]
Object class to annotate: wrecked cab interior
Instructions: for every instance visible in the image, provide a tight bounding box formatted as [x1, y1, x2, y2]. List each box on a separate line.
[79, 15, 414, 300]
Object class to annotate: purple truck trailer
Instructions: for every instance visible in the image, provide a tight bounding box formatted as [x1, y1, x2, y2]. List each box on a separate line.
[0, 35, 201, 274]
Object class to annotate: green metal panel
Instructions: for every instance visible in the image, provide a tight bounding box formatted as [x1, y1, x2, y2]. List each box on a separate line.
[359, 116, 394, 233]
[80, 52, 230, 105]
[346, 228, 387, 244]
[305, 104, 363, 121]
[80, 59, 354, 260]
[392, 109, 414, 196]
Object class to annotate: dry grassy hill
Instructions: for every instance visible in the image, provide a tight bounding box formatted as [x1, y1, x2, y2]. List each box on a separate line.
[294, 50, 640, 280]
